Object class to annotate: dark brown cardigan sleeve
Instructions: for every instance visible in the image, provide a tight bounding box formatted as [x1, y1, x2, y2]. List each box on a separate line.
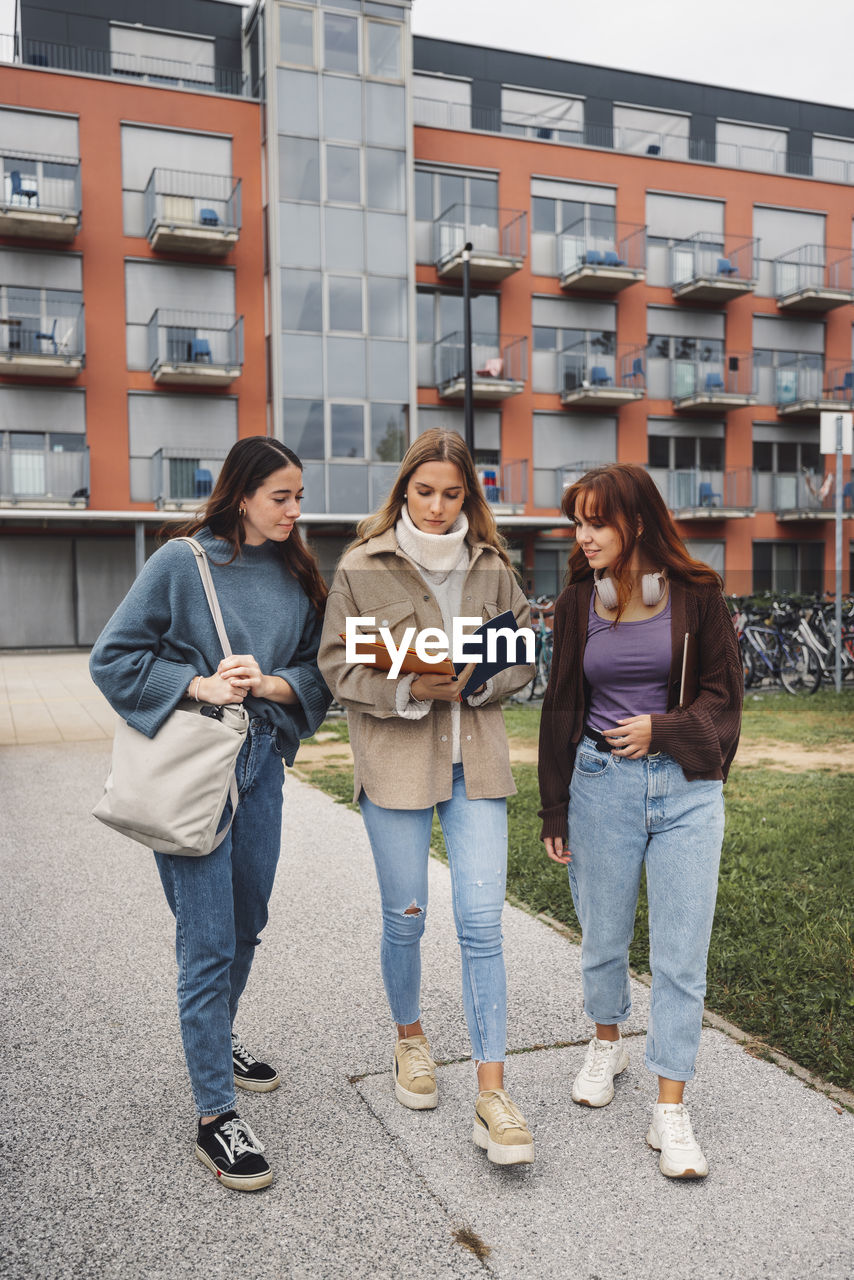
[648, 586, 743, 779]
[537, 592, 578, 842]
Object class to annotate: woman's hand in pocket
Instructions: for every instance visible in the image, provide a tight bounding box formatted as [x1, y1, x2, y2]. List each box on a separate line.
[544, 836, 572, 865]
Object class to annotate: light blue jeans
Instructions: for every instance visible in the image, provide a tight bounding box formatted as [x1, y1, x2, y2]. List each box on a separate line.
[359, 761, 509, 1063]
[567, 735, 725, 1082]
[155, 720, 284, 1116]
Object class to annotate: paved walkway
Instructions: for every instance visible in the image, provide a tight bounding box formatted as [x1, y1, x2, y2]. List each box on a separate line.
[1, 655, 853, 1279]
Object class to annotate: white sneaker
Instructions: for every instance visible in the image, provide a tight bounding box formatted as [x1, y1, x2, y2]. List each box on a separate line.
[646, 1103, 709, 1178]
[571, 1034, 630, 1107]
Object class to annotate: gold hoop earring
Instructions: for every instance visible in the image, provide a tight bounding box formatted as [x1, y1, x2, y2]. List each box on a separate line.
[239, 505, 246, 518]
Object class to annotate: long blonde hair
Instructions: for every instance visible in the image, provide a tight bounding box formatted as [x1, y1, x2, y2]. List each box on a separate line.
[348, 428, 512, 567]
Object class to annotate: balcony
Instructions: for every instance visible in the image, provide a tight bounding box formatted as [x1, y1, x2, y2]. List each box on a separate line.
[2, 34, 248, 96]
[670, 354, 756, 412]
[774, 245, 854, 312]
[434, 332, 527, 401]
[560, 345, 646, 409]
[152, 448, 228, 509]
[825, 366, 854, 406]
[147, 310, 243, 387]
[477, 459, 528, 516]
[0, 289, 84, 378]
[758, 469, 854, 521]
[0, 441, 89, 506]
[433, 204, 526, 282]
[670, 233, 757, 302]
[0, 153, 81, 241]
[649, 467, 754, 519]
[558, 222, 646, 294]
[774, 361, 838, 418]
[144, 169, 241, 256]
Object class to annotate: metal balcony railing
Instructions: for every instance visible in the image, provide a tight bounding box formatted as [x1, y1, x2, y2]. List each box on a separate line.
[825, 366, 854, 404]
[773, 360, 836, 412]
[0, 442, 89, 503]
[433, 331, 527, 393]
[433, 202, 526, 268]
[0, 33, 248, 96]
[144, 169, 241, 238]
[765, 469, 853, 515]
[670, 353, 755, 406]
[670, 232, 758, 295]
[411, 96, 854, 188]
[0, 288, 85, 358]
[151, 448, 228, 507]
[555, 459, 609, 507]
[147, 310, 244, 373]
[651, 467, 755, 513]
[557, 219, 646, 278]
[1, 151, 81, 215]
[774, 244, 854, 306]
[558, 344, 648, 396]
[477, 459, 528, 509]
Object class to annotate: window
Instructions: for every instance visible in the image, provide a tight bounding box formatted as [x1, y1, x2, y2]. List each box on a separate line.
[322, 75, 363, 142]
[752, 541, 824, 594]
[326, 144, 361, 203]
[330, 402, 364, 456]
[614, 105, 689, 158]
[367, 20, 401, 79]
[279, 5, 315, 67]
[366, 148, 405, 211]
[502, 88, 583, 142]
[277, 70, 319, 135]
[647, 434, 724, 470]
[416, 288, 499, 385]
[366, 82, 404, 146]
[278, 137, 320, 201]
[368, 277, 406, 338]
[283, 398, 324, 458]
[371, 403, 407, 461]
[328, 275, 363, 331]
[412, 74, 470, 129]
[323, 12, 358, 73]
[716, 120, 786, 171]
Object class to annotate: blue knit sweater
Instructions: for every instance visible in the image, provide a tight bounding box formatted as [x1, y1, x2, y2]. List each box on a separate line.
[89, 528, 331, 765]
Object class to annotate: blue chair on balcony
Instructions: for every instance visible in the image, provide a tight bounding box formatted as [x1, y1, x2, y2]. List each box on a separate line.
[698, 482, 722, 507]
[584, 249, 605, 266]
[199, 208, 220, 226]
[843, 481, 853, 509]
[646, 144, 661, 155]
[191, 337, 212, 363]
[590, 365, 611, 387]
[603, 250, 626, 267]
[704, 371, 725, 393]
[35, 319, 59, 354]
[194, 468, 213, 498]
[717, 257, 738, 276]
[832, 370, 854, 398]
[624, 356, 645, 387]
[10, 170, 38, 206]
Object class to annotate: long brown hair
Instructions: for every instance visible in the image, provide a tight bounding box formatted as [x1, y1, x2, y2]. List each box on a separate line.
[562, 463, 721, 619]
[348, 428, 512, 567]
[168, 436, 328, 616]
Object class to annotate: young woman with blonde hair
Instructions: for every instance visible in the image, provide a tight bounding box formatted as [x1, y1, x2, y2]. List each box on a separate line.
[319, 428, 536, 1165]
[538, 463, 742, 1179]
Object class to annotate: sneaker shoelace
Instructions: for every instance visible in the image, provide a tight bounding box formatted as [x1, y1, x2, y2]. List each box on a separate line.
[583, 1037, 619, 1082]
[231, 1036, 257, 1068]
[661, 1105, 695, 1148]
[213, 1117, 265, 1163]
[481, 1091, 528, 1135]
[398, 1039, 435, 1080]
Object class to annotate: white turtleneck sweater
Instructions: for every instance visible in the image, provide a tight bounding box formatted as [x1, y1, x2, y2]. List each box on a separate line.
[393, 504, 489, 763]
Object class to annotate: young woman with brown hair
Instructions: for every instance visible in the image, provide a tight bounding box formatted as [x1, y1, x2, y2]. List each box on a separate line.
[318, 428, 536, 1165]
[90, 437, 331, 1191]
[538, 463, 742, 1179]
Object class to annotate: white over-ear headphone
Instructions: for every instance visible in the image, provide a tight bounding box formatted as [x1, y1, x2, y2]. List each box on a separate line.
[593, 569, 667, 610]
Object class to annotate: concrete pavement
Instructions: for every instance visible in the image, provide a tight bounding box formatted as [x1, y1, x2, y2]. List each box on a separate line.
[0, 655, 852, 1279]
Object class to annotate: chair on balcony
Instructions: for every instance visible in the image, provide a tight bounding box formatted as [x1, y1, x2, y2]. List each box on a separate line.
[717, 257, 738, 276]
[590, 366, 611, 387]
[843, 481, 853, 509]
[194, 468, 213, 498]
[623, 357, 645, 387]
[191, 337, 212, 363]
[35, 319, 58, 355]
[832, 370, 854, 397]
[475, 357, 504, 379]
[10, 171, 38, 206]
[704, 371, 725, 393]
[646, 144, 661, 155]
[602, 250, 626, 267]
[199, 208, 220, 226]
[584, 249, 605, 266]
[698, 482, 722, 507]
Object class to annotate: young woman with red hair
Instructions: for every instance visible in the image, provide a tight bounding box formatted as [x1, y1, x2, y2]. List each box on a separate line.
[538, 463, 742, 1179]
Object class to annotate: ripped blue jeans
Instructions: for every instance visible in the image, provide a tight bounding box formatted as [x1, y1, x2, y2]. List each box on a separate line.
[359, 761, 508, 1063]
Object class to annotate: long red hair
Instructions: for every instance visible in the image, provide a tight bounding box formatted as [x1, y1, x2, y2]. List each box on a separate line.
[562, 463, 721, 619]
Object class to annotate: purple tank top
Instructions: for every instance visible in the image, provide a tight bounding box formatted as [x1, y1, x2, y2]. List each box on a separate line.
[583, 589, 672, 732]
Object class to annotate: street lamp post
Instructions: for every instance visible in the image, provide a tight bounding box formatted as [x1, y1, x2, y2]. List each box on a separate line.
[462, 241, 474, 454]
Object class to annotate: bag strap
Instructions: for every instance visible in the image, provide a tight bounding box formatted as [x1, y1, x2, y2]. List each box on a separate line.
[176, 536, 241, 852]
[177, 537, 234, 660]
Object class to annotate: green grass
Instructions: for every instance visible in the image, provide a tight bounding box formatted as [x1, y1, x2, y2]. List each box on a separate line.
[301, 695, 854, 1091]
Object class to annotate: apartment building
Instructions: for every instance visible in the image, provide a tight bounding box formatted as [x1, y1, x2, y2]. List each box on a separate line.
[2, 0, 854, 646]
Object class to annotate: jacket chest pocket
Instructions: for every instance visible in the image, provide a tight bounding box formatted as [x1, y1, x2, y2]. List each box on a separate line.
[480, 599, 500, 624]
[373, 598, 418, 645]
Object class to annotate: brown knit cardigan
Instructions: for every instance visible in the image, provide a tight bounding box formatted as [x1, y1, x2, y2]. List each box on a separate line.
[538, 577, 744, 842]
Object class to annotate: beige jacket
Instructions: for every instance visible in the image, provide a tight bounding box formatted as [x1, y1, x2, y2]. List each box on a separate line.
[317, 529, 534, 808]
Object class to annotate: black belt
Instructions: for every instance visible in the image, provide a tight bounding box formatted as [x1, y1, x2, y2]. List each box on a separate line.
[582, 724, 612, 753]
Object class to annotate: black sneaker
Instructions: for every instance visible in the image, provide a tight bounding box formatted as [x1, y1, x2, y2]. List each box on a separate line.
[232, 1031, 280, 1093]
[195, 1110, 272, 1191]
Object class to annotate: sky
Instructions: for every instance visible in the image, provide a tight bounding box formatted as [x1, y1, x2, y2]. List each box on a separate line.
[2, 0, 853, 111]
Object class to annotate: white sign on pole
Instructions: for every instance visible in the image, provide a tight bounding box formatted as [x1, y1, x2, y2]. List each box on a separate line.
[820, 411, 853, 455]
